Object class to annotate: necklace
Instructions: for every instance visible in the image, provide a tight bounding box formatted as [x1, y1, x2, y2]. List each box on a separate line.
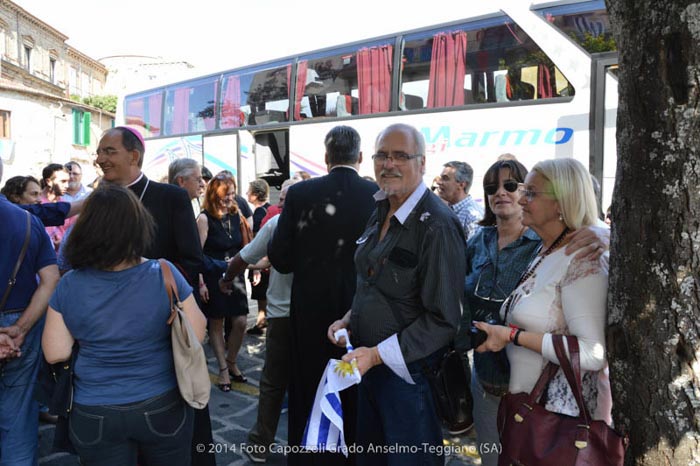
[220, 214, 233, 239]
[503, 227, 569, 322]
[517, 227, 569, 286]
[139, 179, 150, 202]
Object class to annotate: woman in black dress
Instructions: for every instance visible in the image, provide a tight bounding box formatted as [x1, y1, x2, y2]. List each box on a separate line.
[196, 174, 250, 390]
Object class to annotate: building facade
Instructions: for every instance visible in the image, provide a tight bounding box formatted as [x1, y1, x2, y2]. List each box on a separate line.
[0, 0, 113, 183]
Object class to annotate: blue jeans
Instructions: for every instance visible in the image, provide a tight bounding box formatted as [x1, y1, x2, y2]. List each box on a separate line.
[69, 389, 194, 466]
[356, 351, 444, 466]
[470, 365, 502, 466]
[0, 312, 42, 466]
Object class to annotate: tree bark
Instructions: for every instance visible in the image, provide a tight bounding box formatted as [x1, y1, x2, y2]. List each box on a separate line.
[606, 0, 700, 464]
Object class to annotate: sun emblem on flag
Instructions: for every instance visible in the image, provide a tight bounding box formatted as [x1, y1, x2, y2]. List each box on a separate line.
[333, 360, 357, 378]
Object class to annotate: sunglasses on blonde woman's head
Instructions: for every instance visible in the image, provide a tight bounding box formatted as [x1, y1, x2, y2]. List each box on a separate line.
[484, 180, 519, 196]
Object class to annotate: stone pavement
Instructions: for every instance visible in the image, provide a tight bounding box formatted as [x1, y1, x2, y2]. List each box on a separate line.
[38, 310, 481, 465]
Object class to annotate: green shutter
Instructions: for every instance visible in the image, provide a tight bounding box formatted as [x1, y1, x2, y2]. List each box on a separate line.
[83, 112, 91, 145]
[72, 109, 80, 144]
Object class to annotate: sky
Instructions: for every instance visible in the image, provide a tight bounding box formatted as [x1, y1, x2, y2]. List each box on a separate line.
[13, 0, 479, 76]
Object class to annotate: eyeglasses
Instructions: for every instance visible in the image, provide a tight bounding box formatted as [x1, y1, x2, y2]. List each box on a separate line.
[95, 148, 119, 157]
[473, 262, 508, 303]
[371, 153, 422, 164]
[484, 180, 519, 196]
[518, 183, 554, 202]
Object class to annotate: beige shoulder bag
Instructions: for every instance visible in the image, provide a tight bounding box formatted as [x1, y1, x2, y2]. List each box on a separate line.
[159, 259, 211, 409]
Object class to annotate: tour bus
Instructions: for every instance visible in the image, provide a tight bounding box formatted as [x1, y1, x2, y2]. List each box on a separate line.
[119, 0, 618, 210]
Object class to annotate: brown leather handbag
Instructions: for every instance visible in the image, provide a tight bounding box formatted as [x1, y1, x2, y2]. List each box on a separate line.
[497, 335, 628, 466]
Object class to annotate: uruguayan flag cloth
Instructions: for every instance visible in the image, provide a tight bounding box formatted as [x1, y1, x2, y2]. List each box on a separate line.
[302, 329, 361, 456]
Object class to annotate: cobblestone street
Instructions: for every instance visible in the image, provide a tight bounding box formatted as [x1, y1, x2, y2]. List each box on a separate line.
[38, 310, 481, 465]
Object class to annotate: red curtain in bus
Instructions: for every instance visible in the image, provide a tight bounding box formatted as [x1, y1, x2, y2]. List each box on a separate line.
[288, 61, 307, 120]
[537, 64, 553, 98]
[173, 88, 190, 134]
[148, 94, 162, 135]
[427, 31, 467, 108]
[221, 76, 241, 128]
[357, 45, 393, 114]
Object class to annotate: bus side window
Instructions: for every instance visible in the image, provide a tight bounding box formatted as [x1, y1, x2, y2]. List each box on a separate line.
[125, 91, 163, 137]
[400, 14, 575, 110]
[244, 64, 291, 125]
[296, 40, 392, 121]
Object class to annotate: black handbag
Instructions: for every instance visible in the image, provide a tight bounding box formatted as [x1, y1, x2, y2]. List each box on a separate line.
[422, 348, 471, 426]
[36, 344, 78, 454]
[47, 348, 77, 416]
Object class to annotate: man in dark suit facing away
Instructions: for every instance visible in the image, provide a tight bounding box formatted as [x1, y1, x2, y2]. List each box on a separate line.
[268, 125, 377, 466]
[95, 126, 214, 466]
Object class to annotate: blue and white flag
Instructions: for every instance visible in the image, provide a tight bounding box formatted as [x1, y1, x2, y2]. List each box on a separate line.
[302, 329, 361, 456]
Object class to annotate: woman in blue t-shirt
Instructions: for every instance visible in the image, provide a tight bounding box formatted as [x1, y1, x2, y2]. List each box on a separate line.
[42, 184, 207, 466]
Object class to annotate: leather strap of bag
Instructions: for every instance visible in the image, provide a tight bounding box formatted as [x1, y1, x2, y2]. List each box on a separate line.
[0, 212, 32, 312]
[159, 259, 182, 325]
[552, 334, 592, 423]
[527, 361, 560, 405]
[239, 213, 253, 246]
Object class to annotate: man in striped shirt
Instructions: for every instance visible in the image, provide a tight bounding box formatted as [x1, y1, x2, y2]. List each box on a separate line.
[436, 160, 484, 240]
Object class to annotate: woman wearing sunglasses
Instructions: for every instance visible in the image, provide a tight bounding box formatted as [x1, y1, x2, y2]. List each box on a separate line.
[457, 158, 607, 466]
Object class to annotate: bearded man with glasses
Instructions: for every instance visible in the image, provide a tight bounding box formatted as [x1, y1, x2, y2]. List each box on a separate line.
[328, 123, 466, 466]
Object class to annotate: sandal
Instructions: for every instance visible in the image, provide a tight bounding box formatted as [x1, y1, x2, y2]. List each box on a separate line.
[226, 360, 248, 383]
[217, 367, 232, 392]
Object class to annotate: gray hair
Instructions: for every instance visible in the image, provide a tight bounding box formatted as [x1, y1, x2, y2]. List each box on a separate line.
[248, 178, 270, 202]
[444, 161, 474, 191]
[325, 126, 361, 165]
[168, 158, 200, 185]
[375, 123, 426, 157]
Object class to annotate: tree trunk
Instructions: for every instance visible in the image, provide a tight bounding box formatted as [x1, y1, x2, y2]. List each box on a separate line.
[605, 0, 700, 464]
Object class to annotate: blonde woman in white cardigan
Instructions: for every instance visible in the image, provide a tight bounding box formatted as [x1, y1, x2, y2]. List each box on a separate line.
[475, 158, 612, 424]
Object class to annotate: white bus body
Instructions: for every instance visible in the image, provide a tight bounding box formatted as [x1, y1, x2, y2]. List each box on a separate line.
[121, 0, 617, 210]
